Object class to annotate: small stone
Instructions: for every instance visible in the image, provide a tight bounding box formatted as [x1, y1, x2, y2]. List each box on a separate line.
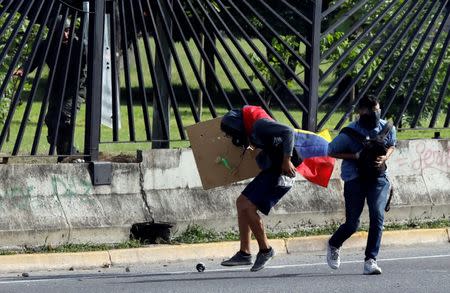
[69, 267, 74, 271]
[125, 267, 130, 273]
[21, 272, 29, 278]
[196, 263, 205, 272]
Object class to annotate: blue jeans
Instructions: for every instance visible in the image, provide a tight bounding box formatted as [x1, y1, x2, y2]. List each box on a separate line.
[329, 176, 390, 260]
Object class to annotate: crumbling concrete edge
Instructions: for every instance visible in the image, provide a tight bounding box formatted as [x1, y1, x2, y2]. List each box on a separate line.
[138, 161, 154, 223]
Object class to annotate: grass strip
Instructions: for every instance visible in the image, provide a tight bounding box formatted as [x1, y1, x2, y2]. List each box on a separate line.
[0, 218, 447, 255]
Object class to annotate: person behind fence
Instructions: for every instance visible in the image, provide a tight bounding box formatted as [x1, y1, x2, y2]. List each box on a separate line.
[14, 16, 87, 162]
[326, 95, 397, 275]
[219, 105, 335, 272]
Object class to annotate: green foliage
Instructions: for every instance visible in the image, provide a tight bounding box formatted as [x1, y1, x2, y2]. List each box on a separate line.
[248, 35, 304, 96]
[321, 31, 383, 84]
[0, 12, 21, 124]
[172, 224, 239, 244]
[170, 218, 449, 244]
[390, 31, 450, 126]
[0, 239, 142, 255]
[0, 9, 38, 125]
[0, 219, 447, 255]
[320, 0, 449, 126]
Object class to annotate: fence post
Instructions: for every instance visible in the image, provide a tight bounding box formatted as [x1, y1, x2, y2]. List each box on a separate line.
[303, 0, 322, 131]
[85, 0, 105, 161]
[152, 0, 173, 149]
[204, 29, 216, 119]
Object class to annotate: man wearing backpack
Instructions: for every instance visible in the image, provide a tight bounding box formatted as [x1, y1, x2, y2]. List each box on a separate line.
[326, 95, 396, 275]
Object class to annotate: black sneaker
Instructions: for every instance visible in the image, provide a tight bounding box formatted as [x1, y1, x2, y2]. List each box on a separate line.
[250, 247, 275, 272]
[221, 251, 252, 266]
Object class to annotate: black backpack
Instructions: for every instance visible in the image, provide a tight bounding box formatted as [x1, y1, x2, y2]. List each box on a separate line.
[340, 123, 393, 180]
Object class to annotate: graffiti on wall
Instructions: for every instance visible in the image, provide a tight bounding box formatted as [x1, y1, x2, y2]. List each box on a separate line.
[392, 142, 449, 172]
[0, 175, 93, 210]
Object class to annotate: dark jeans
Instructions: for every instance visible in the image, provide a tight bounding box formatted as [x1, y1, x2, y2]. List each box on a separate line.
[329, 175, 390, 260]
[45, 94, 82, 157]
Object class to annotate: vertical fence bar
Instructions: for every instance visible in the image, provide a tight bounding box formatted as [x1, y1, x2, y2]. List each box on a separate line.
[195, 0, 274, 116]
[85, 0, 105, 161]
[32, 7, 69, 155]
[141, 0, 186, 140]
[13, 1, 55, 155]
[160, 0, 218, 118]
[213, 0, 303, 125]
[49, 11, 78, 156]
[109, 0, 120, 142]
[430, 62, 450, 128]
[127, 0, 152, 141]
[152, 0, 173, 149]
[145, 0, 200, 125]
[175, 0, 232, 110]
[68, 9, 88, 157]
[445, 104, 450, 128]
[118, 0, 135, 142]
[204, 28, 216, 120]
[303, 1, 321, 131]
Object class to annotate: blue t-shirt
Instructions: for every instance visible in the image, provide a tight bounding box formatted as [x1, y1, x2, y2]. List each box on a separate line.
[328, 119, 397, 182]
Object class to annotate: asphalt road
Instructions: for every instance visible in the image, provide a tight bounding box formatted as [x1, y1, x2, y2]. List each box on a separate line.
[0, 243, 449, 293]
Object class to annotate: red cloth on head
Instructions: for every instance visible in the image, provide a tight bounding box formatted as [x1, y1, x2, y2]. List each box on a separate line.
[242, 106, 273, 136]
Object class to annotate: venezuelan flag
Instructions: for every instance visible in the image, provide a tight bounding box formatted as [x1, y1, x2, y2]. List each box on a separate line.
[293, 129, 335, 188]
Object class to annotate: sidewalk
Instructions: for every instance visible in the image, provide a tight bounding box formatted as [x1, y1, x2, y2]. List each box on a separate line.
[0, 228, 448, 274]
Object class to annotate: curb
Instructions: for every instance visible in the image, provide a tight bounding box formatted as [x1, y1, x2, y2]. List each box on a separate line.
[285, 228, 450, 254]
[0, 251, 111, 274]
[109, 240, 286, 267]
[0, 228, 448, 274]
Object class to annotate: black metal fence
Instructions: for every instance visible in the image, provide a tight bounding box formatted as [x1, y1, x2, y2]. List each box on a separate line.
[0, 0, 449, 161]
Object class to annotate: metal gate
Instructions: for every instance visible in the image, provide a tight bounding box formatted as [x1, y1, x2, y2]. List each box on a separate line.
[0, 0, 449, 161]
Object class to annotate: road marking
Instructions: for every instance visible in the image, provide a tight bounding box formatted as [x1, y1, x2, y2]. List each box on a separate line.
[181, 253, 450, 273]
[0, 253, 449, 284]
[266, 254, 450, 270]
[0, 278, 61, 285]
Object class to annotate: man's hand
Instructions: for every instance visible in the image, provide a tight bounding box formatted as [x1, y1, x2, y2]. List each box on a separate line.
[374, 155, 388, 167]
[13, 68, 24, 77]
[375, 146, 395, 167]
[281, 155, 296, 178]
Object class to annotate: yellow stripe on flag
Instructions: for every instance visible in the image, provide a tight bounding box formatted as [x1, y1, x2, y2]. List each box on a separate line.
[294, 128, 332, 142]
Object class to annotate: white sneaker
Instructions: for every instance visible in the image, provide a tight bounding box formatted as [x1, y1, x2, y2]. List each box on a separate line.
[363, 259, 382, 275]
[326, 243, 340, 269]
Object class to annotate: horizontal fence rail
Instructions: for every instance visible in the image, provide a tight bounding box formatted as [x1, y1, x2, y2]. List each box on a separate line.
[0, 0, 448, 160]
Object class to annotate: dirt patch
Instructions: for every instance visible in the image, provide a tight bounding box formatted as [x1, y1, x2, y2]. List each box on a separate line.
[98, 152, 138, 163]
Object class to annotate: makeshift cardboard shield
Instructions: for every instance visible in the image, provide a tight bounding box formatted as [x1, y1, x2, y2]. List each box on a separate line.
[186, 117, 260, 190]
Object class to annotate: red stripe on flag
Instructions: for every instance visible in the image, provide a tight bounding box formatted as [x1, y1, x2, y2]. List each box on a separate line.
[296, 156, 335, 188]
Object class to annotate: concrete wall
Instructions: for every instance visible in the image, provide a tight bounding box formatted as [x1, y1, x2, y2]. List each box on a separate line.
[141, 140, 450, 234]
[0, 139, 448, 248]
[0, 164, 149, 248]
